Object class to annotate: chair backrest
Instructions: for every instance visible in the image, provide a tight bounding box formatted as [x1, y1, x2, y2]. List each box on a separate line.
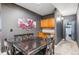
[14, 33, 34, 42]
[6, 41, 13, 55]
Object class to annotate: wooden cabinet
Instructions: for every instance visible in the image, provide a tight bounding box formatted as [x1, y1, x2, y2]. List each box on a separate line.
[41, 19, 47, 28]
[40, 18, 55, 28]
[37, 32, 47, 39]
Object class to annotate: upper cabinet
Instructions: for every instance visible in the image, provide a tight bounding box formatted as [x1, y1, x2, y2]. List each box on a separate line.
[40, 18, 56, 28]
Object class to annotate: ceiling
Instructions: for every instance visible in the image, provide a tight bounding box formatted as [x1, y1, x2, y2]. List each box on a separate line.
[16, 3, 55, 16]
[52, 3, 78, 16]
[16, 3, 78, 16]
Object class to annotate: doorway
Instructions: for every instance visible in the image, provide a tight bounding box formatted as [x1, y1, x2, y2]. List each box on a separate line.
[63, 15, 76, 41]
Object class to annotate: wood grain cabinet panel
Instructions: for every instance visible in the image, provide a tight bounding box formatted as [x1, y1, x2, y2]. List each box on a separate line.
[40, 18, 55, 28]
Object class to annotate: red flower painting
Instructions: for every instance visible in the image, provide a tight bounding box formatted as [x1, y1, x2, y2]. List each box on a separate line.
[18, 18, 36, 30]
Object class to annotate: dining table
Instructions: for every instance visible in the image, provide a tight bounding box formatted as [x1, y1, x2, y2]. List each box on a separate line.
[12, 39, 47, 55]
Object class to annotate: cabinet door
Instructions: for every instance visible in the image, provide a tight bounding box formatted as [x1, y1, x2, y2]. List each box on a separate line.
[47, 18, 55, 28]
[41, 19, 48, 27]
[41, 18, 55, 28]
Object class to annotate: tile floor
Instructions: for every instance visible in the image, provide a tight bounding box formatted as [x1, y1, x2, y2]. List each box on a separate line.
[55, 39, 79, 55]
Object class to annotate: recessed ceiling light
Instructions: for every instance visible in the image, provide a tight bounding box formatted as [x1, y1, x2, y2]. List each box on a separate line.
[61, 17, 64, 20]
[57, 17, 61, 21]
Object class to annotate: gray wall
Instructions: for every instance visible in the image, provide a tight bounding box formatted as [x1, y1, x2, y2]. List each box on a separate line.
[55, 9, 76, 44]
[0, 3, 1, 47]
[77, 4, 79, 46]
[1, 3, 41, 49]
[41, 14, 54, 19]
[55, 10, 63, 44]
